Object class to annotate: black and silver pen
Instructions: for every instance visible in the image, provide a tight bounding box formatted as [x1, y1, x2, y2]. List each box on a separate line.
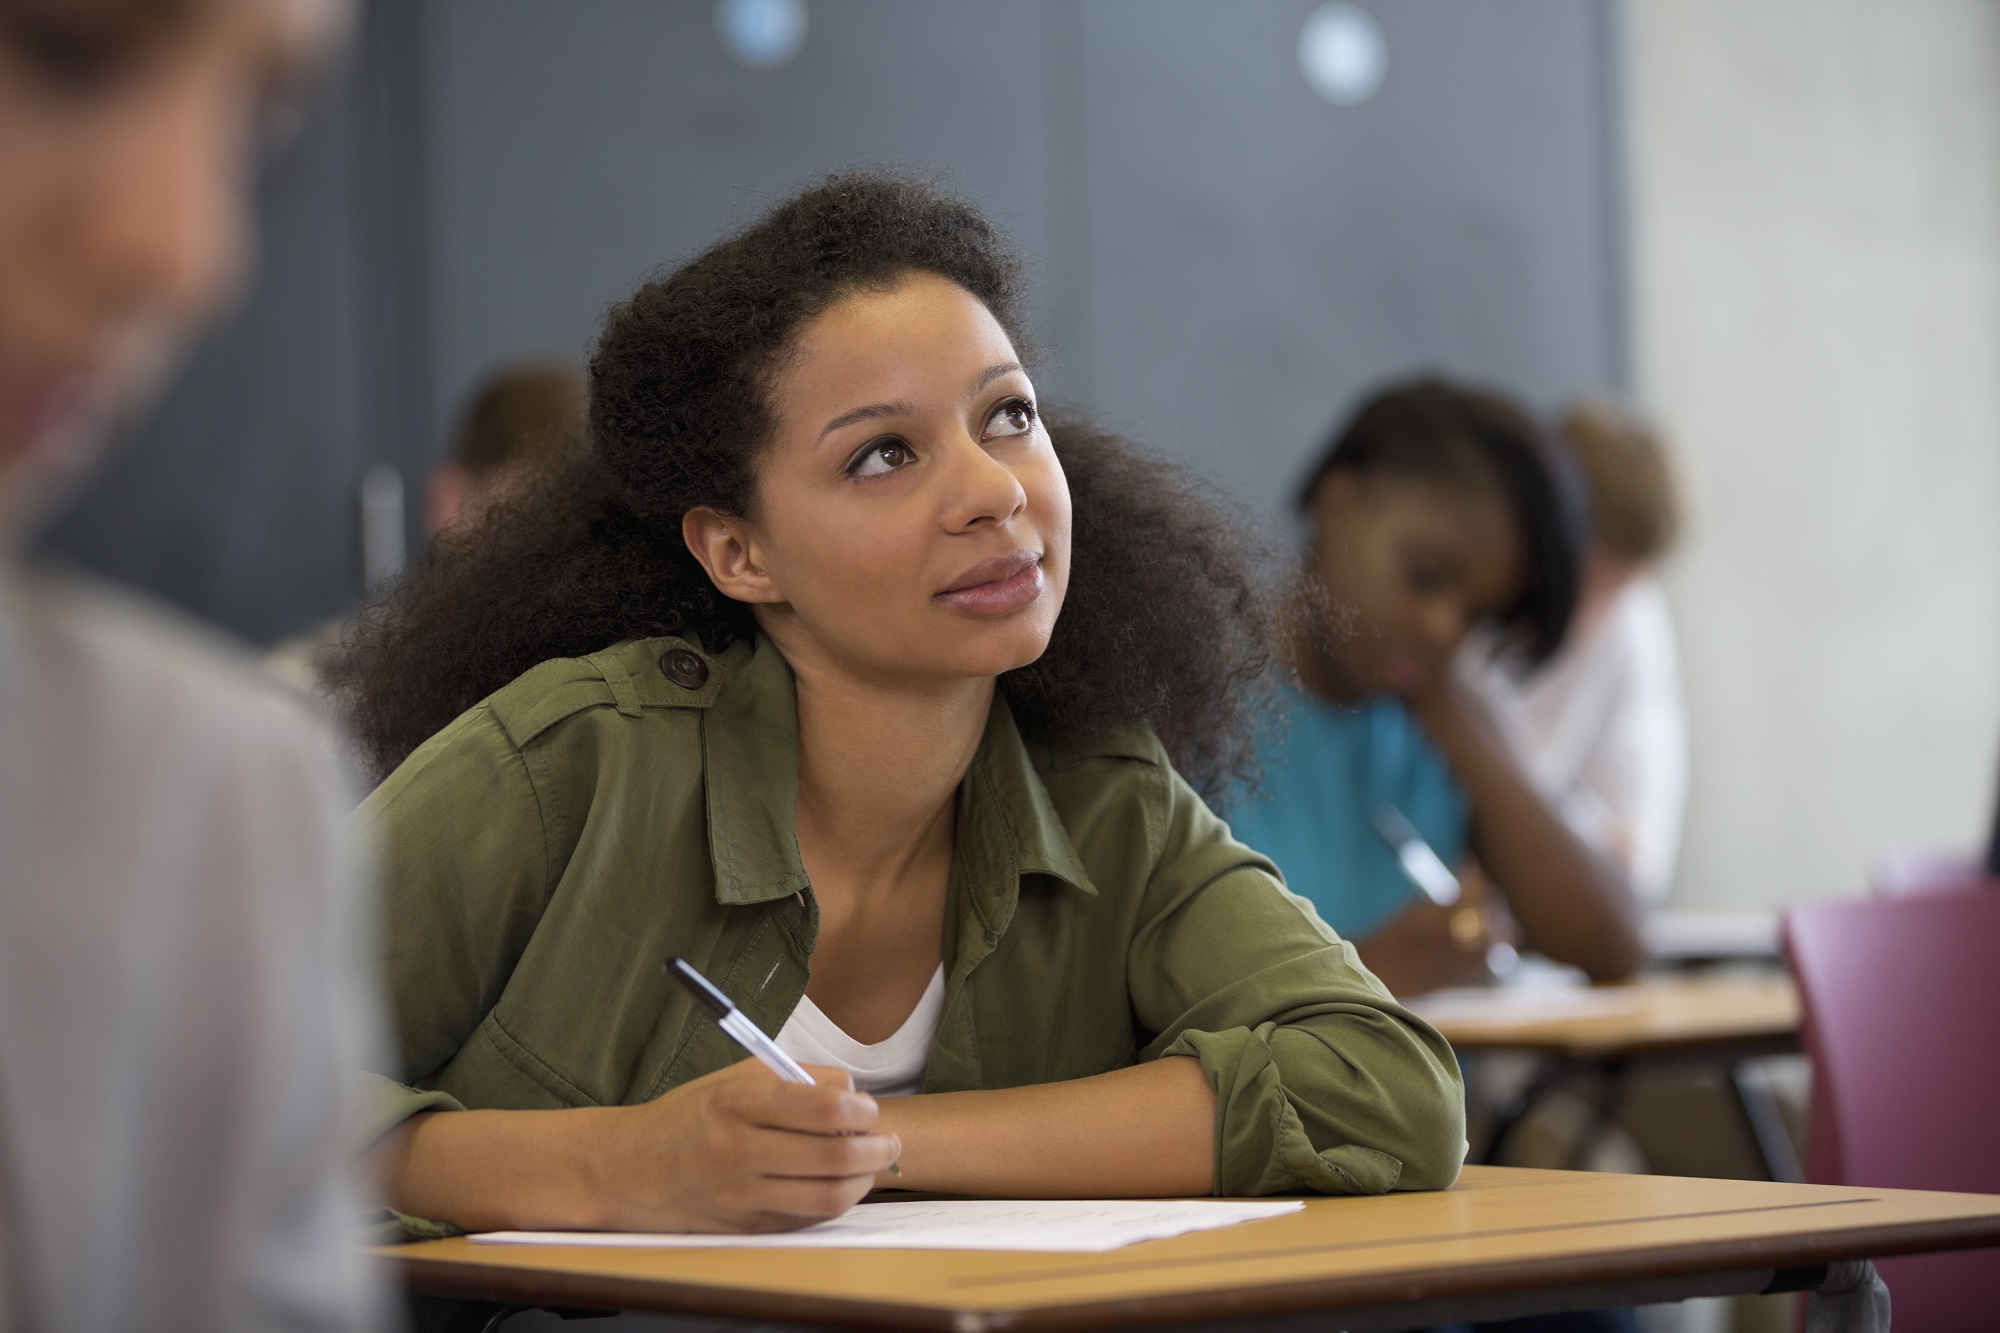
[665, 956, 903, 1175]
[664, 957, 815, 1084]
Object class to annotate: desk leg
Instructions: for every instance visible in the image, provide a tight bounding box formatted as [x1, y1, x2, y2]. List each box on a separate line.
[1728, 1060, 1804, 1184]
[1566, 1059, 1631, 1172]
[1479, 1061, 1566, 1164]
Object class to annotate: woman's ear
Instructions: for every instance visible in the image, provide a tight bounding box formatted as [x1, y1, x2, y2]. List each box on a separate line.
[682, 507, 784, 604]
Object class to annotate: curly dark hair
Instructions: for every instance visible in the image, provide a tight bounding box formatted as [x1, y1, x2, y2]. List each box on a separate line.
[331, 171, 1286, 799]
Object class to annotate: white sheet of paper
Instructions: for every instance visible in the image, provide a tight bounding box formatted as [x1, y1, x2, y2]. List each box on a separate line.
[1406, 985, 1641, 1026]
[471, 1198, 1304, 1253]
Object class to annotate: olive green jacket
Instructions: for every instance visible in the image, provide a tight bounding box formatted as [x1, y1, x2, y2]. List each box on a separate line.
[357, 633, 1466, 1202]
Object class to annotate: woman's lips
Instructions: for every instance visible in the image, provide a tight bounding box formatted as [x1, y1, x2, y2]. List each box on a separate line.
[937, 551, 1044, 617]
[1375, 649, 1434, 694]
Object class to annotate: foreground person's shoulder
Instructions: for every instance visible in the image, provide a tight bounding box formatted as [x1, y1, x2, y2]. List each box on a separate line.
[11, 566, 340, 771]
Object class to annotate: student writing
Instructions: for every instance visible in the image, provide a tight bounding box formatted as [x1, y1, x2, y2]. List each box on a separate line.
[1228, 380, 1646, 997]
[334, 173, 1467, 1237]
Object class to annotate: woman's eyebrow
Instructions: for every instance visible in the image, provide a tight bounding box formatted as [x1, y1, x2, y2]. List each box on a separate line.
[974, 361, 1024, 392]
[815, 363, 1024, 443]
[818, 399, 917, 442]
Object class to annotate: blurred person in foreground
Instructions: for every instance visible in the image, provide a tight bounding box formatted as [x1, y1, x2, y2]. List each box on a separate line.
[0, 0, 385, 1329]
[1456, 401, 1687, 904]
[264, 361, 586, 696]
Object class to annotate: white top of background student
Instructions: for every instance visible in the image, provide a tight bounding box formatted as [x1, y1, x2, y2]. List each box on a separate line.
[1460, 399, 1690, 904]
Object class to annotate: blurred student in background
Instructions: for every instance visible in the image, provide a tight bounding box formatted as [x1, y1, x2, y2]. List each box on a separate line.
[422, 362, 585, 540]
[1230, 379, 1645, 997]
[0, 0, 384, 1328]
[265, 360, 586, 695]
[1457, 401, 1687, 904]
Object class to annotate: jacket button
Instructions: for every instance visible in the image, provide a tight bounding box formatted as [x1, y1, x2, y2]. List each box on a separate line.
[660, 648, 709, 690]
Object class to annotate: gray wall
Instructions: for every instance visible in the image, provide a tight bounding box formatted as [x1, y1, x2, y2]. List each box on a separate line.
[429, 0, 1627, 509]
[1626, 0, 2000, 904]
[41, 0, 1625, 641]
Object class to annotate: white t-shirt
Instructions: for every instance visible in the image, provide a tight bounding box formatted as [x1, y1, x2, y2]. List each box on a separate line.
[1458, 576, 1689, 904]
[775, 964, 945, 1097]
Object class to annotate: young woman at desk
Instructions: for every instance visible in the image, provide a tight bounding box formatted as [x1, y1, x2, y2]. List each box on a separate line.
[1227, 382, 1647, 998]
[337, 173, 1465, 1237]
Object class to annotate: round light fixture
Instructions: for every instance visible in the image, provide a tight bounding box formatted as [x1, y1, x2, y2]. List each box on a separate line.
[715, 0, 809, 72]
[1298, 2, 1387, 107]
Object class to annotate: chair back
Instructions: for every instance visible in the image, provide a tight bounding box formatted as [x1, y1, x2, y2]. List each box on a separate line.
[1783, 890, 2000, 1332]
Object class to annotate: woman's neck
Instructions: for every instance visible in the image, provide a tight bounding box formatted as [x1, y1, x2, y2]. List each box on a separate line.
[785, 647, 995, 904]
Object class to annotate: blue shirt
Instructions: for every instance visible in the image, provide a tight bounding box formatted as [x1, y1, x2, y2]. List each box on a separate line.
[1227, 686, 1470, 941]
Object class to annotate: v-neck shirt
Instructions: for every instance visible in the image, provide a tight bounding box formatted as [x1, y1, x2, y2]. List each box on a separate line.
[775, 964, 945, 1097]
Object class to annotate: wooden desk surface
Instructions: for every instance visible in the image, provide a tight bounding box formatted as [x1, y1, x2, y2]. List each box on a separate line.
[384, 1166, 2000, 1331]
[1407, 975, 1800, 1057]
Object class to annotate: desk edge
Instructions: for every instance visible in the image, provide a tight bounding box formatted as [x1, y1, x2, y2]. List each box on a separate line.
[384, 1211, 2000, 1332]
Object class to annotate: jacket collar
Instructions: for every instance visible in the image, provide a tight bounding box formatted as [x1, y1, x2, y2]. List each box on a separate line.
[701, 635, 812, 906]
[700, 634, 1095, 910]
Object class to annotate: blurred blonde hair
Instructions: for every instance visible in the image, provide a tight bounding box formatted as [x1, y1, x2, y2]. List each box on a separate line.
[1562, 399, 1682, 564]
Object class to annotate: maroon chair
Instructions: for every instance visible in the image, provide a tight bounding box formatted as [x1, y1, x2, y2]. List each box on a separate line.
[1783, 890, 2000, 1332]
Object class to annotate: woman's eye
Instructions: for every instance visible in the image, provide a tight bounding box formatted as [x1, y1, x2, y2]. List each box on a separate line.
[848, 438, 915, 478]
[984, 399, 1037, 440]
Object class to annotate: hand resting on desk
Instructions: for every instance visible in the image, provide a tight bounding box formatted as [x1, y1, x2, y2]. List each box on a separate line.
[384, 1059, 899, 1234]
[383, 1053, 1219, 1234]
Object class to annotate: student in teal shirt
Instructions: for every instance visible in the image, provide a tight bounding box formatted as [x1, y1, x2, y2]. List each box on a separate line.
[1232, 380, 1647, 997]
[1231, 684, 1468, 943]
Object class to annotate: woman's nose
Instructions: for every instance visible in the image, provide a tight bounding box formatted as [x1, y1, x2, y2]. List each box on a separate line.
[941, 434, 1028, 531]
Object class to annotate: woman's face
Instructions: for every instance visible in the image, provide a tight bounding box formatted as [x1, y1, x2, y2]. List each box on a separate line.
[1307, 470, 1522, 699]
[687, 272, 1071, 687]
[0, 0, 340, 502]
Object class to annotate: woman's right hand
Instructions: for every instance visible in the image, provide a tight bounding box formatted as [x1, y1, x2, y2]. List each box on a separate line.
[596, 1059, 900, 1233]
[385, 1059, 900, 1235]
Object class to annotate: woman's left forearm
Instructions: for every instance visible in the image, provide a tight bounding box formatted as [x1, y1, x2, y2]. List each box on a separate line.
[1416, 681, 1646, 981]
[871, 1055, 1216, 1196]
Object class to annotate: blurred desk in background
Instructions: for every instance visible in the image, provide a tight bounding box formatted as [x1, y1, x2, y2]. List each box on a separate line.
[1410, 976, 1803, 1182]
[1643, 911, 1782, 965]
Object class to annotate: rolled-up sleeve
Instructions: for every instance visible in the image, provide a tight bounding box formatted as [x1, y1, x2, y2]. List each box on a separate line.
[1130, 769, 1467, 1196]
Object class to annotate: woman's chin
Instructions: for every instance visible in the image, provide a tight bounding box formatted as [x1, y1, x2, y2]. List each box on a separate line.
[928, 622, 1058, 683]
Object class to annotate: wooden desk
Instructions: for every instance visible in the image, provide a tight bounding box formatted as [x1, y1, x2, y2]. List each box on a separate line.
[1408, 976, 1803, 1181]
[1409, 975, 1799, 1059]
[384, 1167, 2000, 1331]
